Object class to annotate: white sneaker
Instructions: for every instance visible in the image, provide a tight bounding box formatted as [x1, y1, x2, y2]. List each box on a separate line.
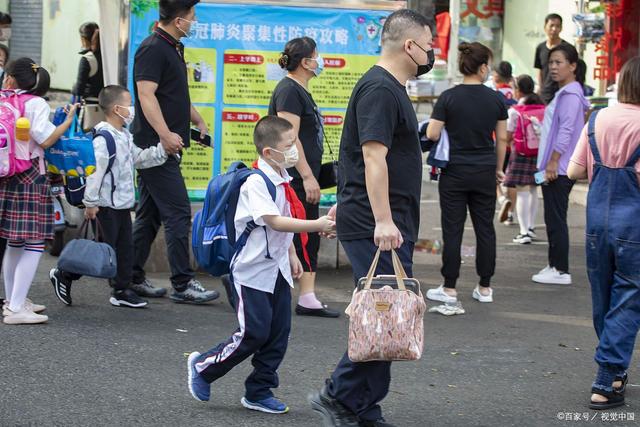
[513, 233, 532, 244]
[532, 267, 572, 285]
[2, 298, 46, 316]
[528, 228, 538, 240]
[426, 285, 457, 303]
[472, 286, 493, 303]
[3, 307, 48, 324]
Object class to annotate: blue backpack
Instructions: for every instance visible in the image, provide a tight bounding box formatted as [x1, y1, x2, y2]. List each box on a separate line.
[192, 162, 276, 276]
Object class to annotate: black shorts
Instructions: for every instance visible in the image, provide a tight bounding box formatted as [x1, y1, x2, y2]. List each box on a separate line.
[291, 178, 320, 272]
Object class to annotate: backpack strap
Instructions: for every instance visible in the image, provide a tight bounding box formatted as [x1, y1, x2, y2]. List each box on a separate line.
[93, 129, 117, 205]
[233, 169, 277, 261]
[625, 142, 640, 168]
[587, 110, 602, 165]
[83, 51, 99, 78]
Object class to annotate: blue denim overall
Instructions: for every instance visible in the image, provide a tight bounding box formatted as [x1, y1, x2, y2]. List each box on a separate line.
[585, 110, 640, 391]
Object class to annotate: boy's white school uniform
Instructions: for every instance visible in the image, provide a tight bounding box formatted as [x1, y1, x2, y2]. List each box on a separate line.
[231, 158, 294, 293]
[83, 121, 167, 209]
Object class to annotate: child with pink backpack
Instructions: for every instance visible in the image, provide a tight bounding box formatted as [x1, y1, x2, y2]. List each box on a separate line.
[503, 75, 545, 244]
[0, 58, 78, 325]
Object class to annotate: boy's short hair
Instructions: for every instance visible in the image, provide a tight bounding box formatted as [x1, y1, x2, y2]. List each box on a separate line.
[545, 13, 562, 25]
[253, 116, 293, 154]
[98, 85, 129, 112]
[159, 0, 199, 25]
[0, 12, 12, 26]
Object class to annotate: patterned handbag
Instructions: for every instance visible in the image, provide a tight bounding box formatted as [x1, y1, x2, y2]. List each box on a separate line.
[346, 249, 426, 362]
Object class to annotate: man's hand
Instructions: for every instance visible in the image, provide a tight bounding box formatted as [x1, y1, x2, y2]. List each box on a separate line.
[303, 175, 321, 204]
[160, 132, 183, 155]
[290, 253, 303, 279]
[84, 206, 99, 220]
[320, 204, 338, 239]
[545, 158, 559, 182]
[496, 169, 506, 184]
[374, 218, 403, 251]
[327, 203, 337, 220]
[315, 215, 336, 233]
[194, 119, 209, 147]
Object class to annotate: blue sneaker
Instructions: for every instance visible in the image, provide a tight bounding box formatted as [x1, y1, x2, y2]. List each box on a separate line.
[241, 396, 289, 414]
[187, 352, 210, 402]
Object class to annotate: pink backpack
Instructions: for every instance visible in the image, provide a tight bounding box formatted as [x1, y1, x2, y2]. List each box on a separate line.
[0, 90, 36, 178]
[512, 104, 545, 157]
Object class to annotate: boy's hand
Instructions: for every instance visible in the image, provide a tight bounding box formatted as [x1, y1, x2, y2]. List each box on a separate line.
[315, 215, 336, 233]
[84, 206, 99, 220]
[290, 253, 303, 279]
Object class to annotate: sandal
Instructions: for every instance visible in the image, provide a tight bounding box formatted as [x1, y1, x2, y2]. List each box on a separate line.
[589, 387, 625, 410]
[614, 373, 628, 394]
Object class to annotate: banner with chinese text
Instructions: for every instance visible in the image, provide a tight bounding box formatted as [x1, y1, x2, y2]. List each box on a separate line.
[128, 1, 393, 200]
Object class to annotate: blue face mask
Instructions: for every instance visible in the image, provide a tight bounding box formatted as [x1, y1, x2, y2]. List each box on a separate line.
[311, 55, 324, 77]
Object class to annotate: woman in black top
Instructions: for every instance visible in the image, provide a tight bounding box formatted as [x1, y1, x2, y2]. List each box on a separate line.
[426, 42, 508, 305]
[72, 22, 103, 100]
[268, 37, 338, 318]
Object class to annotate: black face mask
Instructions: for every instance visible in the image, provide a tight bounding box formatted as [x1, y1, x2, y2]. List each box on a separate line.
[408, 41, 435, 77]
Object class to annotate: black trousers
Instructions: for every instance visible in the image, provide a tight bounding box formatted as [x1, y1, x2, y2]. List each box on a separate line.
[291, 177, 320, 272]
[132, 157, 194, 289]
[541, 175, 574, 273]
[0, 237, 5, 303]
[328, 238, 414, 421]
[62, 208, 133, 291]
[439, 164, 496, 288]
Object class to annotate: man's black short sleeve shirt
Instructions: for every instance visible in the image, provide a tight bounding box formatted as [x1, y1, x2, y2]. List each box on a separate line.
[132, 28, 191, 148]
[336, 66, 422, 242]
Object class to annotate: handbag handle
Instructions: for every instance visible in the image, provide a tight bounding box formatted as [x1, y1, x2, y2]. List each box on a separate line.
[77, 218, 107, 242]
[363, 248, 407, 291]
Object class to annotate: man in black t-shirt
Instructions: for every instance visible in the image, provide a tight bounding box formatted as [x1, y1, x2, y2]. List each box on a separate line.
[309, 9, 434, 427]
[130, 0, 218, 304]
[534, 13, 571, 104]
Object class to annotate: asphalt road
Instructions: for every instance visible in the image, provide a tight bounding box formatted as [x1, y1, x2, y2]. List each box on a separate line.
[1, 181, 638, 427]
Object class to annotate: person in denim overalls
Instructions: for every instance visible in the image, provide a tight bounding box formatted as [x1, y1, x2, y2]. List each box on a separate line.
[569, 57, 640, 409]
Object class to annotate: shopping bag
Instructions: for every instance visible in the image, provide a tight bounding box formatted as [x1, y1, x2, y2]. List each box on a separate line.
[57, 219, 116, 278]
[346, 249, 426, 362]
[45, 115, 96, 177]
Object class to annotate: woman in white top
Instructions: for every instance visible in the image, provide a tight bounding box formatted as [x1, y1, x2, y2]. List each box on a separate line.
[0, 57, 78, 325]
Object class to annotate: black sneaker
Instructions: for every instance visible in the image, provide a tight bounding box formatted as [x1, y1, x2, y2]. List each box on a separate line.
[110, 289, 148, 308]
[309, 385, 359, 427]
[130, 278, 167, 298]
[359, 419, 396, 427]
[49, 268, 73, 306]
[170, 279, 220, 304]
[221, 274, 236, 309]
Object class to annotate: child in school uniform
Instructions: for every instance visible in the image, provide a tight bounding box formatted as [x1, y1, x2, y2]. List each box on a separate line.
[187, 115, 335, 414]
[1, 58, 79, 325]
[49, 85, 167, 308]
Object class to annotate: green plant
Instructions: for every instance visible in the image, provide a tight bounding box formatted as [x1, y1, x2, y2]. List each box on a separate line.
[131, 0, 158, 18]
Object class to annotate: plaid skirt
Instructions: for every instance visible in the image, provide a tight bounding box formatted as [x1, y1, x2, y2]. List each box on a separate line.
[504, 151, 538, 187]
[0, 159, 54, 241]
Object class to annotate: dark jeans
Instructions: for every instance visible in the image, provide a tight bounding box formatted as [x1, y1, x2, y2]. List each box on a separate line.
[195, 272, 291, 401]
[61, 208, 133, 291]
[291, 177, 320, 272]
[541, 175, 575, 273]
[132, 157, 194, 289]
[328, 238, 414, 421]
[438, 164, 496, 288]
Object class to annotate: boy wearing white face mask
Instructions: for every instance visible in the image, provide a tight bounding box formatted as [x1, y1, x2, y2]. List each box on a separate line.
[49, 85, 168, 308]
[187, 116, 335, 414]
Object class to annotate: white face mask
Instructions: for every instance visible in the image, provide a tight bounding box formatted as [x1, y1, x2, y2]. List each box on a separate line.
[116, 105, 135, 127]
[270, 145, 299, 169]
[0, 28, 11, 41]
[176, 17, 196, 38]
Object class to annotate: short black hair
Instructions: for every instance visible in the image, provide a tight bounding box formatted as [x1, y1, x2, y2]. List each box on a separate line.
[496, 61, 513, 81]
[98, 85, 129, 112]
[159, 0, 199, 24]
[253, 116, 293, 154]
[5, 57, 50, 97]
[0, 12, 12, 25]
[381, 9, 433, 47]
[545, 13, 562, 25]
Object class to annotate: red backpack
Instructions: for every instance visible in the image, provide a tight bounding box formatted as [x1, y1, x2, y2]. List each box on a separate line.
[0, 90, 36, 177]
[512, 104, 545, 157]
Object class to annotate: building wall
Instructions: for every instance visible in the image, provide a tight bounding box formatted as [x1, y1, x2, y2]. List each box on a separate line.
[41, 0, 101, 91]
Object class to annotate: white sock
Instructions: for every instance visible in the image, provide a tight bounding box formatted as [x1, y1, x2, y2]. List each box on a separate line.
[3, 241, 24, 304]
[516, 191, 531, 236]
[529, 186, 539, 231]
[8, 240, 44, 312]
